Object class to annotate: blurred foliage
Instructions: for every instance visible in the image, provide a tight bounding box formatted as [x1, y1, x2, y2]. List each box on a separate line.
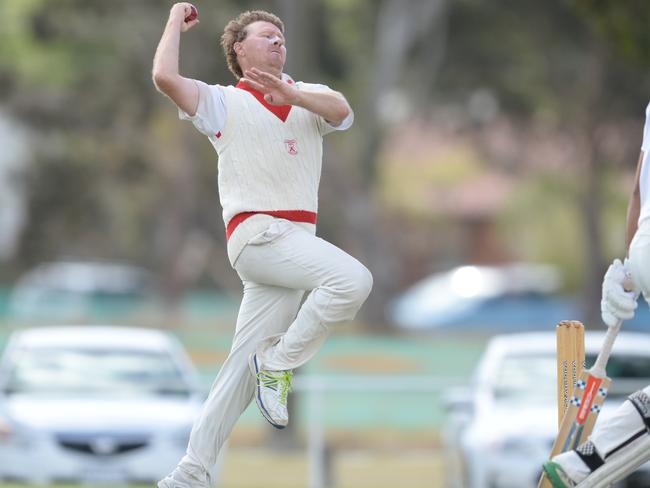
[499, 175, 587, 292]
[0, 0, 648, 321]
[575, 0, 650, 65]
[379, 144, 486, 217]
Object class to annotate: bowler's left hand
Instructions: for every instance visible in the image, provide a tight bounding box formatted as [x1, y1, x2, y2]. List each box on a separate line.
[242, 68, 300, 106]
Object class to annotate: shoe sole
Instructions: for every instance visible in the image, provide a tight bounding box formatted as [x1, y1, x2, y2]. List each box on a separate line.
[249, 353, 286, 430]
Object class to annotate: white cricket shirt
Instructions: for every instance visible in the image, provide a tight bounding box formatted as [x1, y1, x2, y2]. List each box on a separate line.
[637, 102, 650, 227]
[179, 74, 353, 264]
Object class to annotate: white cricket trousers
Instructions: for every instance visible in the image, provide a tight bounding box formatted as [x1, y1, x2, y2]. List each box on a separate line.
[557, 385, 650, 481]
[177, 218, 373, 479]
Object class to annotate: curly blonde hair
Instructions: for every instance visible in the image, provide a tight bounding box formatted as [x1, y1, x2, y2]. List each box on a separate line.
[220, 10, 285, 80]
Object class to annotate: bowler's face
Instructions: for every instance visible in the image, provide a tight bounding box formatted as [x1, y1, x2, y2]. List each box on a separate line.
[238, 21, 286, 74]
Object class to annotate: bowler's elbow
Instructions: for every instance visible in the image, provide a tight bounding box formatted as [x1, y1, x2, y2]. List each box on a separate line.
[338, 104, 352, 123]
[329, 103, 352, 127]
[152, 71, 173, 94]
[150, 73, 199, 117]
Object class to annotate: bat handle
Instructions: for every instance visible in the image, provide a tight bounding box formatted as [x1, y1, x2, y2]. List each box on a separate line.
[592, 274, 635, 376]
[592, 321, 621, 377]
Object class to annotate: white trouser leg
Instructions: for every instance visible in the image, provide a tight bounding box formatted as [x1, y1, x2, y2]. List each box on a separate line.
[576, 436, 650, 488]
[589, 386, 649, 456]
[176, 219, 372, 477]
[234, 219, 373, 371]
[178, 283, 303, 477]
[555, 385, 650, 483]
[574, 387, 650, 488]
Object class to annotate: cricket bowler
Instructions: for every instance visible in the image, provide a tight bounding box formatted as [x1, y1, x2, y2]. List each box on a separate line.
[543, 101, 650, 487]
[152, 4, 373, 486]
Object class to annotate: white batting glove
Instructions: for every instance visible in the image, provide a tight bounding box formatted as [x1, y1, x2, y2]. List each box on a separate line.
[601, 258, 638, 327]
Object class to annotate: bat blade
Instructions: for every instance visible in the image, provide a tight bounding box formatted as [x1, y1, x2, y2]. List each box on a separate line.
[538, 370, 611, 488]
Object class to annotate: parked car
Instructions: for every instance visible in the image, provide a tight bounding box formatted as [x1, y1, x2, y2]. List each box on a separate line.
[389, 263, 650, 331]
[8, 261, 158, 321]
[442, 331, 650, 488]
[0, 326, 219, 484]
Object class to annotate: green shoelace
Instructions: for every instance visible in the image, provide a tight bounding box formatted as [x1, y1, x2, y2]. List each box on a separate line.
[257, 370, 293, 405]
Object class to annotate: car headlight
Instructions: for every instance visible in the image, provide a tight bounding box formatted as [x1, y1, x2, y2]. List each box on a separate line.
[0, 416, 12, 441]
[0, 416, 35, 448]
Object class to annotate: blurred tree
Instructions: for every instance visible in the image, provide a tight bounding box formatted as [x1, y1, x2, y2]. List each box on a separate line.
[0, 0, 247, 310]
[411, 0, 648, 326]
[308, 0, 449, 325]
[569, 0, 650, 324]
[575, 0, 649, 65]
[0, 0, 648, 327]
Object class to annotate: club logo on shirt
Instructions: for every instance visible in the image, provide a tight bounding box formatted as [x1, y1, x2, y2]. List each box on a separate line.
[284, 139, 298, 155]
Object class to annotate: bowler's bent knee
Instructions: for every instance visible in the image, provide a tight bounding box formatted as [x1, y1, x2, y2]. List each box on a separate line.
[338, 261, 373, 312]
[350, 263, 373, 307]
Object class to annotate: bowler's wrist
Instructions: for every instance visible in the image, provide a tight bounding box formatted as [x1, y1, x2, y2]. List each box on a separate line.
[169, 8, 186, 25]
[290, 88, 305, 107]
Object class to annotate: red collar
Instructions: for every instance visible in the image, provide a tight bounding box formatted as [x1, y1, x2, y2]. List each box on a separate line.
[236, 77, 294, 122]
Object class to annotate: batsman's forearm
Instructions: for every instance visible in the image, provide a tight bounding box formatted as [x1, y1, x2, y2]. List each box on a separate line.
[625, 151, 644, 252]
[294, 90, 351, 126]
[152, 12, 184, 89]
[626, 194, 640, 252]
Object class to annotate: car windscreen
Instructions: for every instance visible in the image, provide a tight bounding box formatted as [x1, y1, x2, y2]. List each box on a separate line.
[492, 354, 556, 403]
[585, 353, 650, 396]
[3, 347, 192, 397]
[493, 353, 650, 403]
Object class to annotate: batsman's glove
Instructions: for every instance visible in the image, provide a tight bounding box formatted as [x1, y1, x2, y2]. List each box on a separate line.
[601, 258, 638, 327]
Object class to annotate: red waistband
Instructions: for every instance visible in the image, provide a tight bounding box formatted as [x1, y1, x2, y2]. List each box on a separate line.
[226, 210, 318, 240]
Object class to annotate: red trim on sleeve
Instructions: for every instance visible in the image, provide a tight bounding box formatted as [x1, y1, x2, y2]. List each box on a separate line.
[226, 210, 317, 240]
[216, 131, 222, 139]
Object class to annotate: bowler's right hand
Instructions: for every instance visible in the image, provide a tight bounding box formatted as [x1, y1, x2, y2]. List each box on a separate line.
[170, 3, 199, 32]
[601, 258, 638, 327]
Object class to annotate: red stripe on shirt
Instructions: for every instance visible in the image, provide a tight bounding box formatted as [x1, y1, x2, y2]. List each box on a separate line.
[226, 210, 317, 240]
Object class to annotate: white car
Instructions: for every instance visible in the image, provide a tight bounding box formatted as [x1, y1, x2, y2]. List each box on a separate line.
[8, 261, 158, 320]
[0, 326, 219, 484]
[443, 331, 650, 488]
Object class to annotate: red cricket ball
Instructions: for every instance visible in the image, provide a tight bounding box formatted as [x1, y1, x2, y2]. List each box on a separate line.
[185, 5, 198, 22]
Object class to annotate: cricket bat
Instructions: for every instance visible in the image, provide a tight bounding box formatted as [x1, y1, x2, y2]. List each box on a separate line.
[538, 277, 633, 488]
[538, 323, 618, 487]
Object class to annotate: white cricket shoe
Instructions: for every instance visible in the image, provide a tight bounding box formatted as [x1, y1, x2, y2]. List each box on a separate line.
[157, 466, 211, 488]
[249, 352, 293, 429]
